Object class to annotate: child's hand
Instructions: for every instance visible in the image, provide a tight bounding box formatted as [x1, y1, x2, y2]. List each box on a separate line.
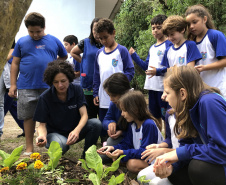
[108, 122, 116, 135]
[145, 66, 157, 78]
[195, 65, 206, 73]
[129, 47, 135, 55]
[93, 96, 99, 106]
[153, 162, 173, 179]
[108, 130, 123, 139]
[146, 144, 159, 149]
[106, 149, 123, 160]
[97, 146, 114, 155]
[141, 148, 166, 164]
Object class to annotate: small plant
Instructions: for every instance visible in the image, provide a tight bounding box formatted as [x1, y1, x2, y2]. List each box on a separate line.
[79, 145, 125, 185]
[137, 175, 151, 184]
[0, 145, 23, 169]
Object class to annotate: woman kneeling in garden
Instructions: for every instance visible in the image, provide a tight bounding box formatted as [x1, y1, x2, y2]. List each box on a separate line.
[34, 60, 102, 158]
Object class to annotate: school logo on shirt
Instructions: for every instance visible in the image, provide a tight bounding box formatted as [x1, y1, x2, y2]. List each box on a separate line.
[201, 52, 207, 61]
[157, 50, 163, 56]
[112, 58, 118, 67]
[139, 138, 142, 145]
[36, 45, 45, 49]
[68, 104, 77, 109]
[179, 56, 185, 64]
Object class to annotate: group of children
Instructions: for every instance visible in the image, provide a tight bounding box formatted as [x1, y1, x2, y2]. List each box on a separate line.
[1, 3, 226, 185]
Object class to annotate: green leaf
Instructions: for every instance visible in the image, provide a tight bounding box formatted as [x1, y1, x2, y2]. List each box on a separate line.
[79, 159, 91, 173]
[85, 145, 103, 179]
[104, 155, 125, 176]
[4, 145, 23, 168]
[108, 175, 116, 185]
[28, 163, 34, 170]
[138, 175, 150, 183]
[89, 173, 100, 185]
[0, 150, 10, 162]
[64, 179, 79, 182]
[46, 141, 62, 171]
[115, 173, 125, 184]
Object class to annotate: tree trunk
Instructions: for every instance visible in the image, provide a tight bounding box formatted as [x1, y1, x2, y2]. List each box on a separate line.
[0, 0, 32, 73]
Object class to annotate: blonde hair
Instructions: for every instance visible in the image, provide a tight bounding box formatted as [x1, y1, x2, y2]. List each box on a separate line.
[165, 66, 220, 139]
[185, 4, 215, 40]
[162, 15, 188, 36]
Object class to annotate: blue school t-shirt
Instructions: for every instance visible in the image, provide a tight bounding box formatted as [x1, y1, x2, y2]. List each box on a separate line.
[161, 40, 202, 67]
[13, 34, 67, 89]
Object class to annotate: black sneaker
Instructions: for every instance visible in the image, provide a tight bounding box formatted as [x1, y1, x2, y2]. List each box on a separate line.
[17, 132, 25, 138]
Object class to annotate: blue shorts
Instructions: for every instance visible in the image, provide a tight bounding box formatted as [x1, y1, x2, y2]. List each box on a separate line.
[148, 90, 168, 120]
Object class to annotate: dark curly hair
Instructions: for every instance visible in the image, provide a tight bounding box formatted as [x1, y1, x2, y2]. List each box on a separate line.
[95, 18, 115, 34]
[43, 60, 75, 86]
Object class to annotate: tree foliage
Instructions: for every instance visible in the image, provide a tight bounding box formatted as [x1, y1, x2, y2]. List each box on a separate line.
[114, 0, 226, 91]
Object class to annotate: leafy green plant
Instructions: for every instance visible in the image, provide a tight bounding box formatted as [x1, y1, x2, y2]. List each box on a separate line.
[79, 145, 125, 185]
[0, 145, 23, 168]
[138, 175, 151, 184]
[45, 141, 62, 171]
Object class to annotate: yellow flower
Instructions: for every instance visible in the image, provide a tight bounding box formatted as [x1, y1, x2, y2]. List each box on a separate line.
[0, 167, 9, 173]
[16, 162, 27, 170]
[34, 160, 44, 169]
[30, 153, 41, 160]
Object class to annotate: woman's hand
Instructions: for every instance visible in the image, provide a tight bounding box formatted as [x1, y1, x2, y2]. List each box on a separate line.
[108, 130, 123, 139]
[36, 136, 47, 147]
[66, 129, 80, 145]
[108, 122, 116, 135]
[97, 146, 114, 155]
[141, 148, 166, 164]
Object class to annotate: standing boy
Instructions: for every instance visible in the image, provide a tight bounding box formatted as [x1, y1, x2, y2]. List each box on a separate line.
[63, 35, 81, 86]
[129, 15, 172, 131]
[8, 12, 68, 155]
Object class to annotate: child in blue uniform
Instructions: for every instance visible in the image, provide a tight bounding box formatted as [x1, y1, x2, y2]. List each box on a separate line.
[97, 90, 163, 174]
[8, 12, 68, 155]
[185, 4, 226, 97]
[159, 15, 202, 71]
[137, 108, 178, 185]
[70, 18, 102, 119]
[93, 18, 135, 139]
[129, 15, 172, 131]
[153, 66, 226, 185]
[63, 35, 80, 86]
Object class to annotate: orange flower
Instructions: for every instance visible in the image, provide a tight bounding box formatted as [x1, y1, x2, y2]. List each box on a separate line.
[34, 160, 44, 169]
[16, 162, 27, 170]
[0, 167, 9, 173]
[30, 153, 41, 160]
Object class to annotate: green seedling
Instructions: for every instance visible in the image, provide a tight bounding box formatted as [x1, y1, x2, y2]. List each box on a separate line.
[79, 145, 125, 185]
[138, 175, 151, 184]
[0, 145, 23, 168]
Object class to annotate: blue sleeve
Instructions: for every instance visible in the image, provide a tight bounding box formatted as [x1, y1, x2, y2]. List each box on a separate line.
[12, 40, 21, 58]
[163, 111, 172, 148]
[208, 29, 226, 58]
[186, 41, 202, 64]
[131, 51, 150, 71]
[177, 94, 226, 167]
[73, 59, 80, 72]
[119, 45, 135, 81]
[116, 120, 159, 162]
[102, 102, 118, 131]
[93, 50, 101, 97]
[160, 48, 170, 68]
[55, 38, 68, 58]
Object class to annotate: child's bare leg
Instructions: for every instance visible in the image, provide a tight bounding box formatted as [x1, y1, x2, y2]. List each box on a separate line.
[126, 159, 149, 174]
[24, 118, 35, 153]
